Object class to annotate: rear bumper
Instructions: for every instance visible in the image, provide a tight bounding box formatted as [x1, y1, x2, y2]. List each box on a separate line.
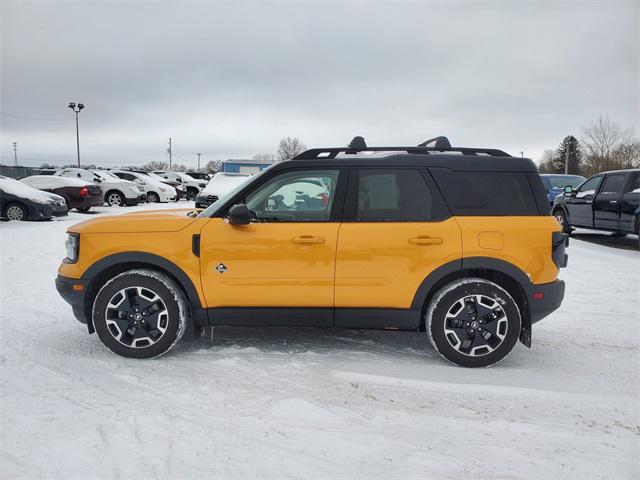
[524, 280, 565, 324]
[55, 275, 88, 325]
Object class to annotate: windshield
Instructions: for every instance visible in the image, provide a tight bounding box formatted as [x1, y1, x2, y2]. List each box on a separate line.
[197, 166, 272, 218]
[548, 176, 585, 189]
[93, 170, 120, 181]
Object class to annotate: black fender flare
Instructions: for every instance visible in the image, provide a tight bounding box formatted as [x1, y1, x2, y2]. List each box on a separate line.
[410, 256, 531, 310]
[81, 252, 205, 333]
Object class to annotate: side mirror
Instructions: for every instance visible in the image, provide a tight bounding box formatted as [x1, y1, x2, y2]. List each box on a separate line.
[228, 203, 251, 225]
[563, 185, 573, 195]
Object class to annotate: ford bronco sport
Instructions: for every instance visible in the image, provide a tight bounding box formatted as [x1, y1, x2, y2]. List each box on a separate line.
[56, 137, 567, 367]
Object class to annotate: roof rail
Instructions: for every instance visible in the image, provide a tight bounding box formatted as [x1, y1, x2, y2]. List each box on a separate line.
[294, 136, 511, 159]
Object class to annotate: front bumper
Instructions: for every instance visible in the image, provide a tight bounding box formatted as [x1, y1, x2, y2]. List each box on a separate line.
[195, 193, 218, 209]
[524, 280, 565, 324]
[51, 205, 68, 217]
[124, 193, 147, 206]
[56, 275, 89, 326]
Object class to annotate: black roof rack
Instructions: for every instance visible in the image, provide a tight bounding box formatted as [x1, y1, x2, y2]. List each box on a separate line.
[294, 136, 511, 160]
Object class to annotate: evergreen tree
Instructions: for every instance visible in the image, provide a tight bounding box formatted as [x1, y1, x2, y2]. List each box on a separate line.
[553, 135, 583, 175]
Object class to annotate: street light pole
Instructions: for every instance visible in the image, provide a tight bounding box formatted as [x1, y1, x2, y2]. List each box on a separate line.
[68, 102, 85, 167]
[197, 152, 202, 171]
[12, 142, 17, 166]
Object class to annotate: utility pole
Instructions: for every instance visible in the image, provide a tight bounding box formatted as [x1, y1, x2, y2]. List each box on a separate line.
[197, 152, 202, 171]
[168, 137, 172, 169]
[12, 142, 17, 166]
[519, 151, 524, 158]
[68, 102, 84, 167]
[564, 144, 570, 174]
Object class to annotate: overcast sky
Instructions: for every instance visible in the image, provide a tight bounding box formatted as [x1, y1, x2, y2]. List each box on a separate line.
[1, 1, 638, 169]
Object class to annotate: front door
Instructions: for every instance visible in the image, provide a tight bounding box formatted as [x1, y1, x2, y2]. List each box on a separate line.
[594, 173, 627, 230]
[565, 175, 603, 228]
[334, 168, 462, 329]
[199, 168, 344, 325]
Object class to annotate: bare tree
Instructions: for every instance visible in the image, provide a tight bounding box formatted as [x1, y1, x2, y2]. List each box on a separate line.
[537, 149, 556, 173]
[613, 141, 640, 169]
[141, 161, 169, 171]
[252, 153, 275, 163]
[204, 159, 223, 173]
[581, 115, 635, 175]
[276, 137, 306, 162]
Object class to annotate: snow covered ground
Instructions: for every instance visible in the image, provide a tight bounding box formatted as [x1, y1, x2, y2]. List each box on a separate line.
[1, 203, 639, 479]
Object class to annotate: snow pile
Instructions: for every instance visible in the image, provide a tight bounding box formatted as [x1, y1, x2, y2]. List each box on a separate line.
[202, 172, 251, 196]
[21, 175, 92, 188]
[0, 176, 59, 204]
[0, 203, 638, 478]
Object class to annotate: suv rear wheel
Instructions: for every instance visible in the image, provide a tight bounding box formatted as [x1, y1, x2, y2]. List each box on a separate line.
[426, 278, 521, 367]
[553, 208, 570, 234]
[92, 269, 188, 358]
[106, 190, 125, 207]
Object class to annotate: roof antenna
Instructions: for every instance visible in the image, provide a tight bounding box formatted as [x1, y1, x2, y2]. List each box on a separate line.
[418, 136, 452, 149]
[348, 136, 367, 149]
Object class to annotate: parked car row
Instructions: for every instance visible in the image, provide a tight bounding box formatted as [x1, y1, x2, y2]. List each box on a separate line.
[0, 175, 68, 221]
[1, 167, 222, 221]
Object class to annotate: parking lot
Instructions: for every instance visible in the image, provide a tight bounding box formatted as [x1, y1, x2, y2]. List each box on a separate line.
[1, 203, 638, 479]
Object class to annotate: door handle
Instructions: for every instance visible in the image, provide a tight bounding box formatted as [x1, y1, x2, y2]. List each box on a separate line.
[586, 200, 593, 204]
[292, 235, 325, 245]
[408, 236, 443, 245]
[609, 200, 618, 204]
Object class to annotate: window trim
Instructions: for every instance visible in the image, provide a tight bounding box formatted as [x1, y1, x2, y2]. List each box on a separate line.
[213, 166, 348, 223]
[342, 166, 450, 223]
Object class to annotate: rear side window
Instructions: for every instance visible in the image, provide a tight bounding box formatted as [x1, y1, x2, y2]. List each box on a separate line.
[353, 169, 445, 222]
[599, 174, 627, 195]
[430, 168, 539, 216]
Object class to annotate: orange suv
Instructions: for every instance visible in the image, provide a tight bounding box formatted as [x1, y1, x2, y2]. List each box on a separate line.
[56, 137, 567, 367]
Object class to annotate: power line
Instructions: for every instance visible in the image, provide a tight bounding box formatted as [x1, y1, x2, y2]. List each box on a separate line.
[1, 112, 73, 122]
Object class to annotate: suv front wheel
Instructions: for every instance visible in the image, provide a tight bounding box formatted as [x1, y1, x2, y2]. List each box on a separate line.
[426, 278, 521, 367]
[92, 269, 188, 358]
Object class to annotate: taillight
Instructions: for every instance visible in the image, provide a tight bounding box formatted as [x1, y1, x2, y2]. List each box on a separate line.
[79, 187, 89, 197]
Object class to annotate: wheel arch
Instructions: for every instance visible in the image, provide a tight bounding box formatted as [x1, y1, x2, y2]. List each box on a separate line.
[104, 189, 124, 201]
[81, 252, 204, 333]
[413, 257, 531, 346]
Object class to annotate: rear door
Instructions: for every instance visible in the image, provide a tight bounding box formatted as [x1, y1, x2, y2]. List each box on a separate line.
[594, 173, 627, 230]
[334, 167, 461, 328]
[565, 175, 603, 227]
[619, 172, 640, 233]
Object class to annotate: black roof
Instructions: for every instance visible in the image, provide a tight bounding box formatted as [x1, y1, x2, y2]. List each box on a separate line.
[289, 136, 538, 173]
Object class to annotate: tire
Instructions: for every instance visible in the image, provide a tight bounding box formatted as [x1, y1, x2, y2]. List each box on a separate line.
[553, 208, 570, 234]
[4, 202, 28, 221]
[106, 190, 125, 207]
[147, 192, 160, 203]
[92, 269, 188, 358]
[426, 278, 521, 368]
[186, 187, 198, 201]
[77, 206, 91, 213]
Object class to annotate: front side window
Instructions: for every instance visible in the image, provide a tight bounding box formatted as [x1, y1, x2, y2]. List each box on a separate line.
[245, 169, 339, 222]
[356, 169, 433, 221]
[576, 176, 602, 198]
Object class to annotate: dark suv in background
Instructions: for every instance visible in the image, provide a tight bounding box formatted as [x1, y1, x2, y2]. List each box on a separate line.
[552, 169, 640, 246]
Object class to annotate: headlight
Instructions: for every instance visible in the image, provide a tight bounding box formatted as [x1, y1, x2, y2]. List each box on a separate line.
[199, 183, 206, 188]
[64, 233, 80, 263]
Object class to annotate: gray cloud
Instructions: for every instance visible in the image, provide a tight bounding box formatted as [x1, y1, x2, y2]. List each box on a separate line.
[1, 1, 638, 168]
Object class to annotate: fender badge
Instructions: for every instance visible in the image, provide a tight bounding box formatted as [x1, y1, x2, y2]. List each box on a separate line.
[216, 263, 228, 274]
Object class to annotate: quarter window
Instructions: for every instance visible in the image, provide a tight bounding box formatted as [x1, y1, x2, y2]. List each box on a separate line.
[356, 169, 433, 222]
[245, 169, 339, 222]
